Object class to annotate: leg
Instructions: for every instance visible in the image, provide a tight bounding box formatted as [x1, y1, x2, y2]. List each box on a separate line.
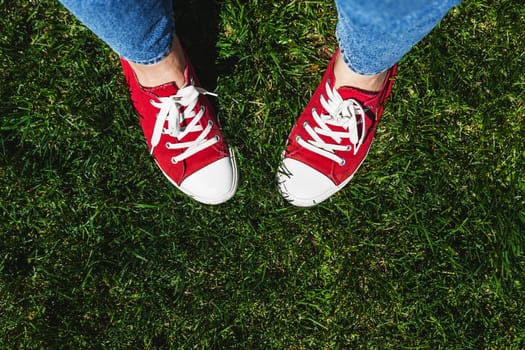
[58, 0, 185, 87]
[335, 0, 462, 76]
[334, 0, 461, 90]
[59, 0, 175, 65]
[278, 0, 460, 207]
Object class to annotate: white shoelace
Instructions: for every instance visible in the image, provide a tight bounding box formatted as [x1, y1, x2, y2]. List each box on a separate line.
[297, 81, 367, 166]
[149, 85, 218, 164]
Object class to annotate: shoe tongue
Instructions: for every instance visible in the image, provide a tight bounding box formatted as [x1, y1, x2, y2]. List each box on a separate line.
[336, 85, 379, 106]
[144, 82, 179, 97]
[142, 66, 190, 97]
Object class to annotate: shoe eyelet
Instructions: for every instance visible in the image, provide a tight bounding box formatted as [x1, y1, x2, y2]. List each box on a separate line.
[171, 157, 178, 164]
[215, 135, 221, 142]
[165, 142, 171, 149]
[303, 121, 309, 128]
[295, 136, 302, 142]
[208, 120, 214, 126]
[339, 159, 346, 166]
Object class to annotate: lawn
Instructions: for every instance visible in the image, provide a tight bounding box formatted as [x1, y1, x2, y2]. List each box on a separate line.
[1, 0, 524, 348]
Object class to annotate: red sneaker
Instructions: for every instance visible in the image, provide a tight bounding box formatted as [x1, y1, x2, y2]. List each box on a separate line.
[278, 50, 396, 207]
[121, 57, 238, 204]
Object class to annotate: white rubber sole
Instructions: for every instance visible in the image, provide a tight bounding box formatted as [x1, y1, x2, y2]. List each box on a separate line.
[157, 148, 239, 205]
[277, 166, 354, 207]
[277, 146, 371, 207]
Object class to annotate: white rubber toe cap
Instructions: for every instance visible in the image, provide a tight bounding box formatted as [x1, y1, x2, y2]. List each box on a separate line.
[180, 156, 238, 205]
[278, 158, 338, 207]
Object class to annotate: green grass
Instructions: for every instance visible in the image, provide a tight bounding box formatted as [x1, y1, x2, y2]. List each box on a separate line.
[1, 0, 524, 348]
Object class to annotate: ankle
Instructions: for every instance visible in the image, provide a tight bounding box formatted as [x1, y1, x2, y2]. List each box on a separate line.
[128, 36, 186, 88]
[333, 52, 387, 92]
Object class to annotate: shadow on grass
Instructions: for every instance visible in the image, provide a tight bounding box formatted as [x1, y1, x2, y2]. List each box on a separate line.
[173, 0, 236, 91]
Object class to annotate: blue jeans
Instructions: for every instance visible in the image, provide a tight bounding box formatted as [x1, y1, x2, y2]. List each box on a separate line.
[335, 0, 461, 74]
[59, 0, 460, 73]
[59, 0, 175, 65]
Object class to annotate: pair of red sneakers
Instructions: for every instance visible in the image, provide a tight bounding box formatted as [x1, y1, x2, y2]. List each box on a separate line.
[121, 50, 396, 206]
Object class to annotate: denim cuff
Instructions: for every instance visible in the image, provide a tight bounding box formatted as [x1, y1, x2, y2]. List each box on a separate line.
[124, 32, 175, 66]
